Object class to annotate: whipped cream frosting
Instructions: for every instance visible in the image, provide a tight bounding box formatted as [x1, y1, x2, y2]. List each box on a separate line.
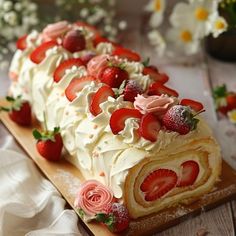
[8, 23, 218, 202]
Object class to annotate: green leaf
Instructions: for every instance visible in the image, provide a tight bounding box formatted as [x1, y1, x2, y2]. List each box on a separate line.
[6, 96, 15, 102]
[0, 106, 10, 112]
[78, 209, 85, 219]
[53, 127, 60, 134]
[95, 213, 107, 223]
[104, 215, 115, 232]
[32, 129, 42, 140]
[142, 57, 150, 67]
[213, 84, 227, 99]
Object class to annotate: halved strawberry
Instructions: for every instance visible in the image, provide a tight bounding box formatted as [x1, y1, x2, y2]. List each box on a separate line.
[143, 67, 169, 84]
[112, 47, 141, 62]
[90, 86, 115, 116]
[65, 75, 96, 102]
[180, 99, 204, 112]
[93, 34, 111, 47]
[16, 35, 28, 50]
[53, 58, 84, 83]
[140, 169, 178, 201]
[177, 160, 199, 187]
[75, 21, 99, 35]
[139, 113, 161, 142]
[30, 41, 58, 64]
[148, 82, 179, 97]
[110, 108, 142, 134]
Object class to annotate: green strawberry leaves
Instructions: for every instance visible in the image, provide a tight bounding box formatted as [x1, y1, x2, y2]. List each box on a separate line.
[33, 127, 60, 142]
[0, 95, 24, 112]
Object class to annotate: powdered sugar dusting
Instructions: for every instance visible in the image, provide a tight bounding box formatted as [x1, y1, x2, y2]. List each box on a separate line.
[52, 169, 81, 197]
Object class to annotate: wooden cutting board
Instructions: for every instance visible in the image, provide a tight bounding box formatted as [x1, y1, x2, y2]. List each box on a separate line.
[1, 99, 236, 236]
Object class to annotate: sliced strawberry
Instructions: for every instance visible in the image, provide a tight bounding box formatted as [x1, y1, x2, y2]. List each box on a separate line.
[16, 35, 28, 50]
[100, 66, 129, 88]
[143, 67, 169, 84]
[148, 82, 179, 97]
[139, 113, 161, 142]
[75, 21, 99, 35]
[90, 86, 115, 116]
[180, 99, 204, 112]
[110, 108, 142, 134]
[65, 75, 96, 102]
[177, 160, 199, 187]
[53, 58, 84, 83]
[93, 34, 111, 47]
[30, 41, 58, 64]
[140, 169, 177, 201]
[112, 47, 141, 62]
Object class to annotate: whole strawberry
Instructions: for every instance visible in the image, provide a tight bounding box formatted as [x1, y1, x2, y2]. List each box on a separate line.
[62, 30, 86, 53]
[0, 96, 31, 126]
[33, 127, 63, 161]
[162, 105, 200, 135]
[95, 202, 130, 233]
[123, 80, 143, 102]
[100, 64, 129, 88]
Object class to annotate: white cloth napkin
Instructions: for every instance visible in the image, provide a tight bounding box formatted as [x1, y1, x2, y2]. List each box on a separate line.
[0, 148, 84, 236]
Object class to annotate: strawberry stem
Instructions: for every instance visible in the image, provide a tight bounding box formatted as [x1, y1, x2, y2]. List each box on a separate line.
[193, 109, 205, 117]
[43, 111, 48, 132]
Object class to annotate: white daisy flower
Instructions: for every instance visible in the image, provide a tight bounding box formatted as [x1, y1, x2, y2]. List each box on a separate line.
[228, 109, 236, 124]
[212, 16, 228, 38]
[166, 27, 200, 55]
[170, 0, 218, 38]
[145, 0, 166, 28]
[148, 30, 166, 56]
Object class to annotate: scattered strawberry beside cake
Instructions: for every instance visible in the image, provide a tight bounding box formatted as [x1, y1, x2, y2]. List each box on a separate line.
[0, 96, 31, 126]
[62, 30, 86, 53]
[33, 126, 63, 161]
[213, 84, 236, 115]
[100, 64, 129, 88]
[96, 202, 130, 233]
[163, 105, 200, 135]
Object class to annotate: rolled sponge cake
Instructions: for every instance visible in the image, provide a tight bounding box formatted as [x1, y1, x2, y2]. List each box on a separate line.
[8, 21, 222, 219]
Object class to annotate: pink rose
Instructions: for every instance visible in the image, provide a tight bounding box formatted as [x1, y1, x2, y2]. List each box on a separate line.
[74, 180, 114, 216]
[87, 54, 118, 79]
[134, 94, 178, 116]
[42, 21, 71, 41]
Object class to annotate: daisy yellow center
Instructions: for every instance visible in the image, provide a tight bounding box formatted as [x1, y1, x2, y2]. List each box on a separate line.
[215, 20, 225, 30]
[154, 0, 161, 12]
[180, 30, 192, 43]
[195, 7, 209, 21]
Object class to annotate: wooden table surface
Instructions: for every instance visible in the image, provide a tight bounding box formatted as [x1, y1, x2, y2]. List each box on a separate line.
[0, 2, 236, 235]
